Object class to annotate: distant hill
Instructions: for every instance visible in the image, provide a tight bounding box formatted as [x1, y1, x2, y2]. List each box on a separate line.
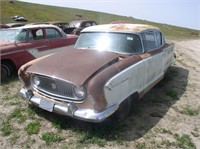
[1, 0, 199, 39]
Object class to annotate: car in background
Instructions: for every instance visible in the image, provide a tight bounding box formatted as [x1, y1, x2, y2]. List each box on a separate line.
[110, 20, 133, 24]
[46, 21, 69, 31]
[6, 23, 25, 28]
[12, 15, 27, 22]
[0, 24, 10, 29]
[64, 20, 97, 35]
[1, 24, 78, 82]
[26, 22, 49, 25]
[19, 24, 175, 122]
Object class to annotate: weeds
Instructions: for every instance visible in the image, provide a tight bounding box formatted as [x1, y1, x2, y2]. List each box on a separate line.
[135, 142, 146, 149]
[2, 93, 19, 101]
[25, 121, 41, 135]
[41, 132, 62, 144]
[52, 118, 65, 131]
[179, 106, 199, 116]
[161, 140, 176, 147]
[191, 131, 199, 137]
[157, 128, 196, 149]
[174, 134, 196, 149]
[8, 108, 26, 123]
[159, 128, 173, 135]
[77, 131, 107, 147]
[1, 121, 13, 136]
[9, 134, 20, 145]
[26, 108, 36, 117]
[191, 127, 199, 137]
[165, 90, 178, 99]
[74, 121, 124, 147]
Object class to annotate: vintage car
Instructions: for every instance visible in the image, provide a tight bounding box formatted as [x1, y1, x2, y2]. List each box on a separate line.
[64, 20, 97, 35]
[6, 23, 25, 28]
[12, 15, 27, 22]
[46, 21, 69, 31]
[1, 24, 78, 82]
[19, 24, 175, 122]
[0, 24, 11, 29]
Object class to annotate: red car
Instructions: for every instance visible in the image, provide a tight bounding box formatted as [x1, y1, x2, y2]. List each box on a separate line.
[0, 24, 11, 29]
[0, 24, 78, 82]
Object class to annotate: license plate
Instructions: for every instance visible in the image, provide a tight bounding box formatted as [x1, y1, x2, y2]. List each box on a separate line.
[39, 99, 54, 112]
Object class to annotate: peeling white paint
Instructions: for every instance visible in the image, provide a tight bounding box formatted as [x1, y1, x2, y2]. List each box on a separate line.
[104, 46, 174, 107]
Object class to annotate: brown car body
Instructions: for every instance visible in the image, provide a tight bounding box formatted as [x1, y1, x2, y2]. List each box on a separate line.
[19, 24, 175, 122]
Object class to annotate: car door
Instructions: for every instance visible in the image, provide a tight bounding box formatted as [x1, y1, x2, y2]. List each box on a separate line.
[25, 28, 50, 58]
[159, 32, 175, 71]
[141, 31, 164, 88]
[45, 28, 72, 51]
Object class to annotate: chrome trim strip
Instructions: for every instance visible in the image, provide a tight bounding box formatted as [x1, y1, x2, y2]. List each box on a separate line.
[28, 73, 78, 87]
[31, 74, 85, 102]
[33, 86, 73, 99]
[19, 88, 118, 122]
[0, 49, 25, 56]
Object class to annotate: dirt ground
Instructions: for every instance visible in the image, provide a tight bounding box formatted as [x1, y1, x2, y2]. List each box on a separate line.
[0, 39, 200, 149]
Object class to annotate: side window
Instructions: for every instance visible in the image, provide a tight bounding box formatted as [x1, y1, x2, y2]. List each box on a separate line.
[155, 31, 162, 47]
[35, 29, 44, 40]
[92, 22, 97, 26]
[85, 22, 91, 27]
[16, 29, 27, 42]
[29, 29, 44, 41]
[141, 33, 148, 51]
[162, 34, 166, 44]
[144, 32, 157, 51]
[28, 30, 34, 41]
[46, 28, 61, 39]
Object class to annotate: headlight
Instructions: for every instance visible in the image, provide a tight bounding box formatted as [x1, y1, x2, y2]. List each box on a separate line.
[73, 86, 86, 99]
[32, 75, 40, 86]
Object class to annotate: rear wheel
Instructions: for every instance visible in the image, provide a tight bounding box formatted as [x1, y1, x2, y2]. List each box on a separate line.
[1, 62, 14, 82]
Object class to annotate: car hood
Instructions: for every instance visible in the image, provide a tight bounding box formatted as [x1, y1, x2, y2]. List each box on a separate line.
[27, 48, 119, 86]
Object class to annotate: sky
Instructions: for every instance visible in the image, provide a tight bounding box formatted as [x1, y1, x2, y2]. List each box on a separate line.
[19, 0, 200, 30]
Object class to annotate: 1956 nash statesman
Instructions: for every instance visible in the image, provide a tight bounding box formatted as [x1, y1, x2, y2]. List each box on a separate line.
[19, 24, 175, 122]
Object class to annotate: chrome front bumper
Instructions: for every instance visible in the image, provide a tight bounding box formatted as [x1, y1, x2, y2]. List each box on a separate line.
[19, 87, 119, 122]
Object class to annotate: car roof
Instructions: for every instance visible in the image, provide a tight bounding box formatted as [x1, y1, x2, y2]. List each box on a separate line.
[47, 21, 69, 24]
[11, 24, 59, 29]
[0, 24, 10, 28]
[82, 24, 159, 33]
[6, 23, 25, 26]
[70, 20, 96, 23]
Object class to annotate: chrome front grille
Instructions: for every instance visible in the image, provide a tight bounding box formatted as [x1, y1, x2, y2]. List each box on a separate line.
[31, 74, 79, 101]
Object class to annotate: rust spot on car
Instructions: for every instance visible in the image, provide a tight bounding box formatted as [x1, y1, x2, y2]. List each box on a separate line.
[109, 24, 158, 33]
[18, 54, 53, 87]
[139, 53, 151, 59]
[87, 55, 142, 111]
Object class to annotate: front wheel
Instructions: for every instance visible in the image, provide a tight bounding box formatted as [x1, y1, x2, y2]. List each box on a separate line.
[112, 96, 132, 121]
[111, 93, 139, 121]
[1, 62, 14, 82]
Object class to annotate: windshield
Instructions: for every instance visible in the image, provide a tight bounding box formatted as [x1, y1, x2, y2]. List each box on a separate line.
[74, 32, 143, 54]
[0, 29, 27, 42]
[69, 21, 80, 28]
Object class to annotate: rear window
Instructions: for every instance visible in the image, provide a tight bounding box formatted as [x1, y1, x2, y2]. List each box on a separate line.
[144, 32, 157, 51]
[155, 31, 162, 47]
[46, 28, 61, 39]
